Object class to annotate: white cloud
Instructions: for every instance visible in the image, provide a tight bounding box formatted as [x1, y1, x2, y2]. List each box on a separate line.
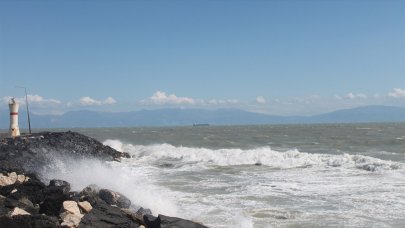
[27, 94, 61, 104]
[145, 91, 196, 105]
[141, 91, 239, 106]
[256, 96, 267, 104]
[345, 92, 367, 99]
[103, 97, 117, 105]
[78, 96, 117, 106]
[388, 88, 405, 98]
[208, 99, 218, 105]
[1, 94, 61, 106]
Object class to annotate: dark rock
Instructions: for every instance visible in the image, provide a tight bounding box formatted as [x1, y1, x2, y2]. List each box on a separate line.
[30, 214, 60, 228]
[0, 215, 31, 228]
[49, 180, 70, 194]
[79, 185, 101, 205]
[159, 215, 208, 228]
[0, 132, 130, 175]
[0, 214, 60, 228]
[99, 188, 131, 208]
[79, 197, 139, 228]
[80, 184, 99, 198]
[39, 181, 71, 216]
[144, 214, 208, 228]
[0, 183, 18, 196]
[136, 207, 152, 218]
[143, 214, 160, 228]
[69, 191, 81, 202]
[0, 195, 37, 215]
[9, 176, 45, 204]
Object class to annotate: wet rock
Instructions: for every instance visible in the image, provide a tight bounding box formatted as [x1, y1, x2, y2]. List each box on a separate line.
[30, 214, 60, 228]
[49, 180, 71, 194]
[143, 214, 160, 228]
[144, 214, 208, 228]
[99, 188, 131, 208]
[9, 176, 45, 204]
[126, 207, 153, 224]
[0, 194, 37, 215]
[160, 215, 208, 228]
[80, 185, 99, 199]
[121, 208, 143, 225]
[0, 214, 60, 228]
[79, 199, 139, 228]
[0, 215, 31, 228]
[39, 181, 70, 216]
[0, 132, 130, 175]
[69, 191, 81, 202]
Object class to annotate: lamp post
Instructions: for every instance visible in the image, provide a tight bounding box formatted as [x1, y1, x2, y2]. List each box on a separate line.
[16, 86, 31, 134]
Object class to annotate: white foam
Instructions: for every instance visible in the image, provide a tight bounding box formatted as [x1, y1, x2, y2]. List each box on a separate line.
[103, 140, 402, 172]
[39, 156, 179, 216]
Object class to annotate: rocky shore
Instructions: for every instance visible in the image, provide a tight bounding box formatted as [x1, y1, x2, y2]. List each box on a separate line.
[0, 131, 207, 228]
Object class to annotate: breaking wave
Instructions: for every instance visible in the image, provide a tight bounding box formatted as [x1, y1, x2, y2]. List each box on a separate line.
[103, 140, 402, 172]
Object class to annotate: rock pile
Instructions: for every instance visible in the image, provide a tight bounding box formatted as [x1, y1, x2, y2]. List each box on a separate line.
[0, 132, 208, 228]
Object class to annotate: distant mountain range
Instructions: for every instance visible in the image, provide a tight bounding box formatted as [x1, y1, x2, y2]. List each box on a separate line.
[1, 105, 405, 128]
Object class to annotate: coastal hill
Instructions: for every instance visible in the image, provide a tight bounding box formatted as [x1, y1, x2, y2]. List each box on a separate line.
[1, 105, 405, 128]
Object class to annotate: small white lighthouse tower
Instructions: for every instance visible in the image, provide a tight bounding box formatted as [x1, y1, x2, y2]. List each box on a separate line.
[9, 98, 20, 137]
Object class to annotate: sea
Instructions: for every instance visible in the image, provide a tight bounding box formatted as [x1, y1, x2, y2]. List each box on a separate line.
[11, 123, 405, 227]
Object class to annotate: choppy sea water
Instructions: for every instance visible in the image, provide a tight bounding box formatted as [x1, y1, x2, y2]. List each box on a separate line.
[26, 124, 405, 227]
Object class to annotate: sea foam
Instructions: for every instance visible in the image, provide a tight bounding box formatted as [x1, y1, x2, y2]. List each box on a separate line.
[103, 140, 402, 172]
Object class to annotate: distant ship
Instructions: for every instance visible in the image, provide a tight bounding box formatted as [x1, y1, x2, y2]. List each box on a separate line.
[193, 123, 210, 127]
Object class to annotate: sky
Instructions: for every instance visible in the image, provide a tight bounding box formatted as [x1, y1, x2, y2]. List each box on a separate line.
[0, 0, 404, 116]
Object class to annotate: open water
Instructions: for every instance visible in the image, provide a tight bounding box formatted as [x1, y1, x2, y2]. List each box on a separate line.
[33, 123, 405, 227]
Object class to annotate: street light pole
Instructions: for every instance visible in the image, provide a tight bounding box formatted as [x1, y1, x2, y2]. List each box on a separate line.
[16, 86, 32, 134]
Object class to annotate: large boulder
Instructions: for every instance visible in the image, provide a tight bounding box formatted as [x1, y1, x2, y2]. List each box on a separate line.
[79, 197, 139, 228]
[99, 189, 131, 208]
[39, 180, 71, 216]
[144, 214, 208, 228]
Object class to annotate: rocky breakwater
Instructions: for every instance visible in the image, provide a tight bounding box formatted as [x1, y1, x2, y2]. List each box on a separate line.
[0, 131, 207, 228]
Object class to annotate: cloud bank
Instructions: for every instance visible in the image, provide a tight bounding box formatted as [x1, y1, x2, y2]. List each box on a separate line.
[1, 94, 61, 106]
[141, 91, 239, 106]
[256, 96, 267, 104]
[388, 88, 405, 98]
[78, 96, 117, 106]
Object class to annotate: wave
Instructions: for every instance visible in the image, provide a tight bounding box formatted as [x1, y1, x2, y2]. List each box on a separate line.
[38, 155, 179, 217]
[103, 139, 402, 172]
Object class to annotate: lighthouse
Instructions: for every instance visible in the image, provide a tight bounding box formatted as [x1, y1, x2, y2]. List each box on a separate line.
[9, 98, 21, 137]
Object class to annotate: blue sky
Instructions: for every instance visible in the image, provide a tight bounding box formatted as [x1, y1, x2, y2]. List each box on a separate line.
[0, 0, 404, 115]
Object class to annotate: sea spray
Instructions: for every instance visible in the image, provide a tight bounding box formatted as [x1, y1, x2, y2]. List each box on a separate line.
[39, 155, 179, 217]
